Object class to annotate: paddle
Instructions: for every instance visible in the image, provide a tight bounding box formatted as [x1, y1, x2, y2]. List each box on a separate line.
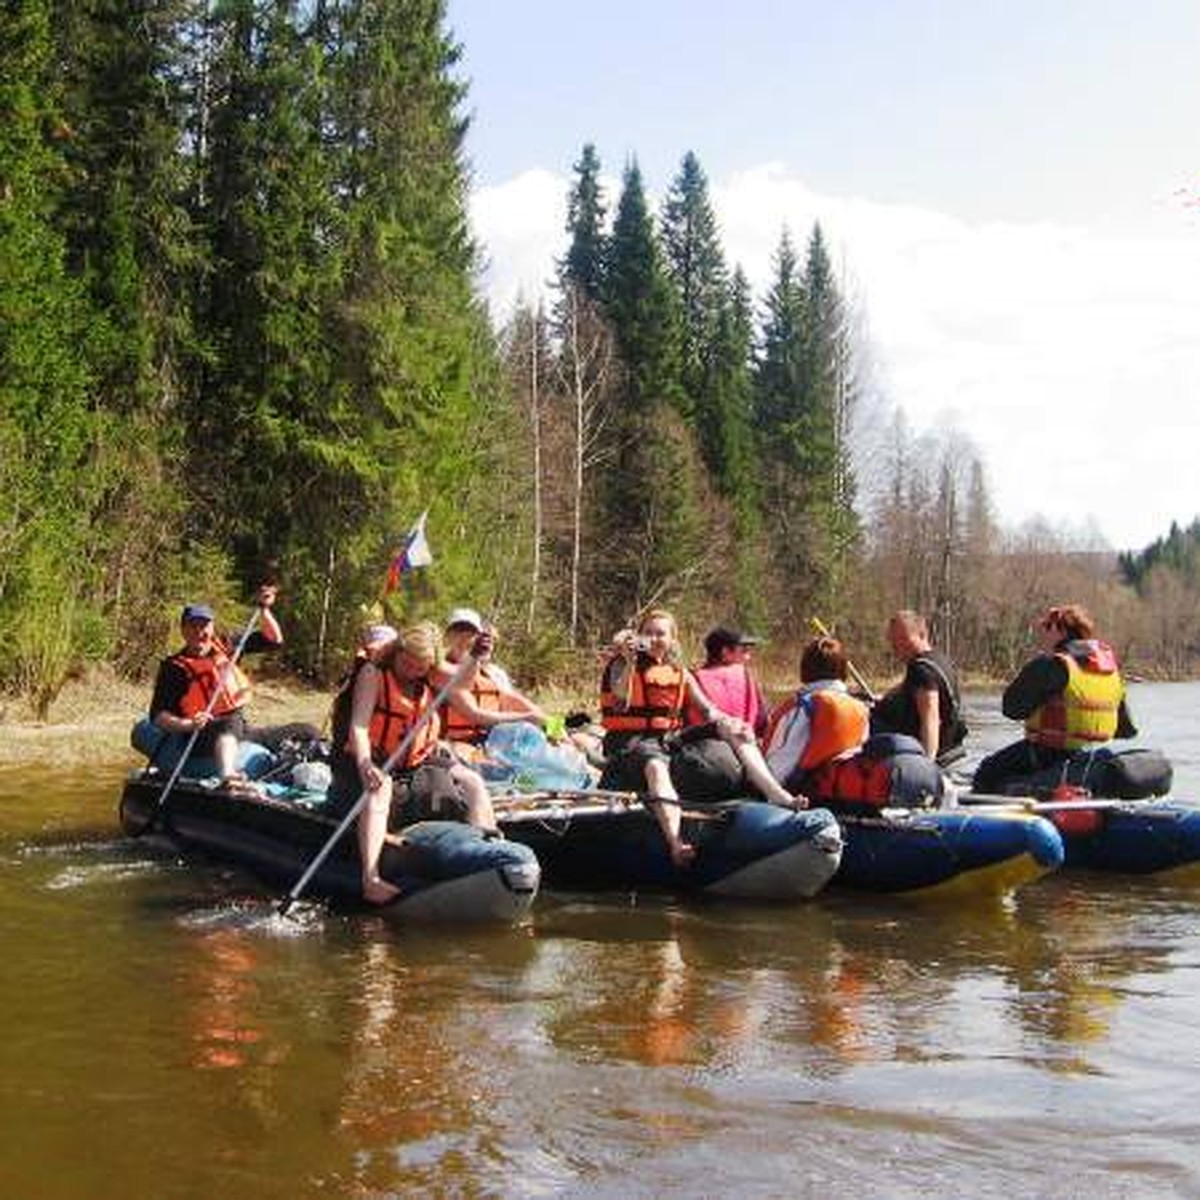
[953, 791, 1141, 814]
[809, 615, 879, 702]
[277, 649, 478, 916]
[132, 606, 263, 837]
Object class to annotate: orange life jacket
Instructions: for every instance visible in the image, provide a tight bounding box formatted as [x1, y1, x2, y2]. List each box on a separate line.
[686, 663, 761, 728]
[764, 687, 869, 776]
[170, 647, 252, 718]
[601, 659, 687, 734]
[362, 667, 440, 770]
[443, 664, 505, 746]
[1025, 645, 1123, 751]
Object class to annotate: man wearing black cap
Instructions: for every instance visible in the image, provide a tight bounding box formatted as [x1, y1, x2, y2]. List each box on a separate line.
[147, 584, 283, 785]
[689, 625, 770, 738]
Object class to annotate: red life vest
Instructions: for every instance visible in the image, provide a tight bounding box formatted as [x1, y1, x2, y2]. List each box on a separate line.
[806, 754, 895, 809]
[170, 647, 252, 718]
[362, 668, 440, 770]
[443, 664, 505, 746]
[687, 663, 760, 728]
[601, 660, 687, 734]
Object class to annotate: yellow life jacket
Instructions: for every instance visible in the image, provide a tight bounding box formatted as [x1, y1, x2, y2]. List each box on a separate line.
[1025, 651, 1123, 751]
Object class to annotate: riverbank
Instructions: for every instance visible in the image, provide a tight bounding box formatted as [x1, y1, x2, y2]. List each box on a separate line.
[0, 668, 330, 769]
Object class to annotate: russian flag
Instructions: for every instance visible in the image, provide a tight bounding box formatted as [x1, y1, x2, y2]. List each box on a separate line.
[384, 511, 433, 594]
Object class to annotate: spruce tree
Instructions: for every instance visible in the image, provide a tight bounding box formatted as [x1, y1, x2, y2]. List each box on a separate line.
[661, 151, 726, 423]
[0, 0, 106, 708]
[597, 161, 706, 626]
[561, 142, 607, 303]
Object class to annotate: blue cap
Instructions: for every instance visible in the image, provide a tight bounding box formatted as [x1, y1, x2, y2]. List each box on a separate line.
[181, 603, 215, 623]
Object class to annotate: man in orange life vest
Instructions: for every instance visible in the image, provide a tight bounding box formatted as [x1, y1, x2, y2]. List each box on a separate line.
[149, 584, 283, 786]
[973, 603, 1136, 794]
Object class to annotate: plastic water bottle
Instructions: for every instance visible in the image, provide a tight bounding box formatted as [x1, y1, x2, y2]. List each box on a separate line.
[485, 722, 592, 790]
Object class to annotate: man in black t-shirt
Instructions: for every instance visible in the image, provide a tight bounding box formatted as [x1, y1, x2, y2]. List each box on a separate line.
[870, 610, 967, 764]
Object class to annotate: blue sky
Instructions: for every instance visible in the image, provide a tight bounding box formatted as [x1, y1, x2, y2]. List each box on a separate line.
[449, 0, 1200, 550]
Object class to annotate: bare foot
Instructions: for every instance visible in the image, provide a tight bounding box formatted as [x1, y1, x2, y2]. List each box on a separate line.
[669, 840, 697, 868]
[362, 877, 401, 905]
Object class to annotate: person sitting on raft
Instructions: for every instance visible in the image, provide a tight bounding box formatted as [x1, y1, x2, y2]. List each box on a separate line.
[869, 610, 967, 765]
[329, 621, 500, 905]
[599, 608, 806, 868]
[147, 584, 283, 789]
[972, 603, 1136, 795]
[763, 635, 870, 793]
[686, 624, 770, 738]
[434, 607, 550, 761]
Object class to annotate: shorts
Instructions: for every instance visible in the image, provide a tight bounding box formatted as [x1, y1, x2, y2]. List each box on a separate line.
[328, 748, 468, 827]
[194, 711, 246, 757]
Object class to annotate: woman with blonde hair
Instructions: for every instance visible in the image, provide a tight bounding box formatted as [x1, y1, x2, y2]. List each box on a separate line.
[599, 608, 805, 867]
[329, 621, 498, 904]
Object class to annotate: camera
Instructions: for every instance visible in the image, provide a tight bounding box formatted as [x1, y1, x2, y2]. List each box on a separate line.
[634, 636, 651, 653]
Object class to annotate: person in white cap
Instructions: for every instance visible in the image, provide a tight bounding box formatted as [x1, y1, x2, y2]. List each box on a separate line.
[436, 607, 549, 760]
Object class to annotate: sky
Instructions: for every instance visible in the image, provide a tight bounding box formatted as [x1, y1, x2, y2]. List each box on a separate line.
[447, 0, 1200, 552]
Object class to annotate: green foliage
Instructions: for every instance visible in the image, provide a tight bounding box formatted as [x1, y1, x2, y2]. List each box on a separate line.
[1120, 519, 1200, 593]
[561, 143, 607, 302]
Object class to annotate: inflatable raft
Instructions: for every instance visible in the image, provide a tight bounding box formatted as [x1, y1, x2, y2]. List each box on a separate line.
[493, 791, 844, 901]
[831, 807, 1065, 898]
[119, 770, 541, 924]
[958, 794, 1200, 878]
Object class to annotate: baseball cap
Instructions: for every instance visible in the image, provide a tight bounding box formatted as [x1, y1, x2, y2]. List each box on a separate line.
[445, 607, 484, 632]
[181, 603, 215, 624]
[704, 625, 761, 660]
[362, 623, 398, 648]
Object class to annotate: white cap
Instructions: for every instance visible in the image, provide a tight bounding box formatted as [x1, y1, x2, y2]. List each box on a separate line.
[445, 607, 484, 632]
[362, 623, 398, 647]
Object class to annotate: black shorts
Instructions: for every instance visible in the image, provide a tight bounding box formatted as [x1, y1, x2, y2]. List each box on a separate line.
[328, 749, 468, 826]
[193, 711, 246, 757]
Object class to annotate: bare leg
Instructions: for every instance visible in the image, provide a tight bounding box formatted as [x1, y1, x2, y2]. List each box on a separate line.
[644, 757, 695, 866]
[357, 776, 400, 904]
[214, 732, 241, 781]
[718, 726, 807, 809]
[448, 761, 499, 831]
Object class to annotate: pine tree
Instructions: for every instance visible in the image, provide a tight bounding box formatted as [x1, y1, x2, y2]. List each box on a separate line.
[661, 150, 726, 422]
[561, 142, 607, 303]
[0, 0, 107, 709]
[596, 161, 706, 626]
[52, 0, 199, 659]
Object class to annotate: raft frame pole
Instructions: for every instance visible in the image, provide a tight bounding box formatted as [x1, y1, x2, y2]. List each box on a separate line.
[277, 650, 478, 917]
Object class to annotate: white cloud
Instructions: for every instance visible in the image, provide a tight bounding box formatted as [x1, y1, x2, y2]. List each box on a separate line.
[469, 165, 1200, 551]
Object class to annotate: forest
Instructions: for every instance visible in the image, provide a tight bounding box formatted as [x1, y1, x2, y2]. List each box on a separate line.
[2, 0, 1198, 718]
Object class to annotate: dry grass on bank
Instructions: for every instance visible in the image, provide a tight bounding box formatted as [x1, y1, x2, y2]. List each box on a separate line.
[0, 667, 330, 769]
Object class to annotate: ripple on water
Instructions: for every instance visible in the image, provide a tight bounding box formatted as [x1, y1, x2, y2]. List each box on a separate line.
[175, 897, 327, 937]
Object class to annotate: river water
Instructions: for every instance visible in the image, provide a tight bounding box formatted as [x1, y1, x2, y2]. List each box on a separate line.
[3, 683, 1200, 1198]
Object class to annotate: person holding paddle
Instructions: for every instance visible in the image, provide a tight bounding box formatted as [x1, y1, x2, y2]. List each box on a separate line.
[328, 621, 499, 905]
[147, 583, 283, 789]
[435, 607, 550, 760]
